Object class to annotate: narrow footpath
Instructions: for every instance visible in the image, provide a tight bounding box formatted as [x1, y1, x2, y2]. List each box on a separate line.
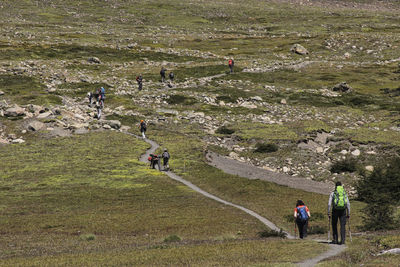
[127, 133, 346, 266]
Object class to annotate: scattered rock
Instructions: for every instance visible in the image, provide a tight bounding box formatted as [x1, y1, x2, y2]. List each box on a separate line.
[37, 111, 52, 119]
[229, 151, 240, 160]
[250, 96, 263, 101]
[377, 248, 400, 256]
[12, 138, 25, 144]
[332, 82, 352, 92]
[74, 114, 85, 121]
[102, 124, 112, 129]
[240, 101, 257, 109]
[344, 52, 351, 59]
[280, 99, 287, 105]
[4, 106, 25, 117]
[351, 149, 361, 156]
[104, 120, 121, 129]
[27, 121, 45, 131]
[0, 90, 4, 96]
[290, 44, 309, 55]
[365, 165, 374, 172]
[88, 57, 101, 64]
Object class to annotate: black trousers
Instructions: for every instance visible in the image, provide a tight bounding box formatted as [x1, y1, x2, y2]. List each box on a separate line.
[332, 209, 347, 244]
[296, 219, 308, 239]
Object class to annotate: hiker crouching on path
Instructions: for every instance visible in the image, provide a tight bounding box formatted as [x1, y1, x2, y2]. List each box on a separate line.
[139, 120, 146, 139]
[328, 181, 350, 245]
[294, 200, 310, 239]
[162, 148, 170, 171]
[148, 153, 161, 171]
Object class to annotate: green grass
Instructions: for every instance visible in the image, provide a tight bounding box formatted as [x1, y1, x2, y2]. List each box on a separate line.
[0, 44, 203, 62]
[1, 239, 328, 266]
[0, 74, 61, 106]
[1, 132, 317, 264]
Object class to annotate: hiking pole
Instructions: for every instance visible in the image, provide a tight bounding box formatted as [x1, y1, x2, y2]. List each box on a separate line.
[328, 215, 331, 243]
[294, 221, 297, 239]
[348, 216, 352, 242]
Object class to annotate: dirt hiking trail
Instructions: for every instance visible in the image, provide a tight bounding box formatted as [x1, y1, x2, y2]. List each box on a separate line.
[126, 133, 346, 266]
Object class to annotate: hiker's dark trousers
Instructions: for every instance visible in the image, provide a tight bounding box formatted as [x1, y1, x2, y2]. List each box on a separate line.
[229, 65, 233, 73]
[163, 158, 169, 169]
[332, 209, 347, 244]
[296, 219, 308, 239]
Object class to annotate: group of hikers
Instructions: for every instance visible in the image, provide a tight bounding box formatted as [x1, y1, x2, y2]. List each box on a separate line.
[84, 59, 356, 244]
[294, 181, 350, 245]
[148, 149, 170, 171]
[133, 59, 234, 91]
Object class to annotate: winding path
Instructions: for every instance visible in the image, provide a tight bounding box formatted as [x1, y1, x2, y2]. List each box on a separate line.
[126, 133, 346, 266]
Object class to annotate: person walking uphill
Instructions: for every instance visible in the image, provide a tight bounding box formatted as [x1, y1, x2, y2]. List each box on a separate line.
[136, 74, 143, 91]
[294, 200, 311, 239]
[328, 181, 350, 245]
[139, 120, 146, 139]
[160, 67, 166, 83]
[228, 59, 234, 73]
[162, 148, 170, 171]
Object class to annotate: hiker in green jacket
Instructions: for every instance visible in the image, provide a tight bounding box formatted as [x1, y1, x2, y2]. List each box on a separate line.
[328, 181, 350, 245]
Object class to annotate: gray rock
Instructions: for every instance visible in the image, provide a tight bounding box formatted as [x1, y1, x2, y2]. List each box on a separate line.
[251, 96, 263, 101]
[74, 114, 85, 121]
[290, 44, 309, 55]
[27, 104, 44, 114]
[88, 57, 101, 64]
[105, 120, 121, 129]
[102, 124, 112, 129]
[332, 82, 352, 92]
[37, 112, 52, 119]
[280, 99, 287, 104]
[0, 90, 4, 96]
[12, 138, 25, 144]
[4, 106, 25, 117]
[27, 121, 45, 131]
[365, 165, 374, 172]
[351, 149, 361, 156]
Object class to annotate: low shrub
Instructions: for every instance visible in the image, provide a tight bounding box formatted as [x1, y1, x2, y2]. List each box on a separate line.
[79, 234, 96, 241]
[216, 126, 235, 135]
[254, 143, 278, 153]
[163, 234, 181, 243]
[166, 94, 196, 105]
[258, 229, 286, 238]
[330, 158, 358, 173]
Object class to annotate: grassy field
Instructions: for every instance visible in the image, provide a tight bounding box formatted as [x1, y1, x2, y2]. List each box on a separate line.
[0, 0, 399, 265]
[0, 132, 328, 265]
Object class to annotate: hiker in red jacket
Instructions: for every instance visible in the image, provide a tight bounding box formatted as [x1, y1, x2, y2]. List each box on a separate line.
[228, 59, 234, 73]
[294, 200, 311, 239]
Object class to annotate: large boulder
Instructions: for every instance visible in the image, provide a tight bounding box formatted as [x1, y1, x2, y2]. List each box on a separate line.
[332, 82, 352, 92]
[104, 120, 121, 130]
[4, 106, 25, 117]
[27, 121, 45, 131]
[290, 44, 309, 55]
